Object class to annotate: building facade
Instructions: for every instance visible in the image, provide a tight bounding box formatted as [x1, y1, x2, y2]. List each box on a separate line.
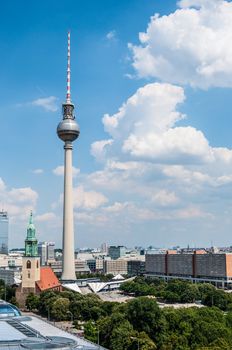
[38, 241, 55, 265]
[108, 246, 126, 260]
[127, 260, 145, 276]
[0, 211, 8, 254]
[146, 250, 232, 287]
[103, 259, 128, 275]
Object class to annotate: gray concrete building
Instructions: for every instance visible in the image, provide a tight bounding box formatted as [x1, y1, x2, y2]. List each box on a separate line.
[0, 211, 8, 255]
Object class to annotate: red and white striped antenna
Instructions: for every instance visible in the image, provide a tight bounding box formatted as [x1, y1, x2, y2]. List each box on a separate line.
[66, 31, 71, 103]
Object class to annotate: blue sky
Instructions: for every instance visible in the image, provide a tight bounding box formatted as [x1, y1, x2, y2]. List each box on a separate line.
[1, 0, 232, 249]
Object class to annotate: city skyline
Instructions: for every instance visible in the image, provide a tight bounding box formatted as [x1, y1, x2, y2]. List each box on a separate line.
[2, 0, 232, 249]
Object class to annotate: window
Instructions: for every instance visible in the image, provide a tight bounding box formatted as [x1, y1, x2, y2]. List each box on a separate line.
[36, 260, 39, 268]
[28, 272, 30, 278]
[26, 260, 31, 269]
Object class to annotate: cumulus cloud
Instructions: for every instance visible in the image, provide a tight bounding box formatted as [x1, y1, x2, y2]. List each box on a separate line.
[73, 186, 108, 210]
[129, 0, 232, 88]
[92, 82, 232, 164]
[91, 140, 113, 162]
[151, 190, 179, 206]
[0, 178, 38, 221]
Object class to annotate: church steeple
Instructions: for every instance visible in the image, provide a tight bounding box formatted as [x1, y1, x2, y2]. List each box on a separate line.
[25, 212, 38, 256]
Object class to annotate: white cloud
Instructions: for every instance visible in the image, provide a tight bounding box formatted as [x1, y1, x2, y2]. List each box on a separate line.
[53, 165, 80, 177]
[0, 178, 38, 222]
[178, 0, 222, 8]
[106, 30, 117, 40]
[73, 186, 108, 210]
[93, 82, 223, 163]
[163, 165, 213, 184]
[32, 169, 44, 174]
[175, 206, 212, 219]
[130, 0, 232, 88]
[36, 212, 57, 222]
[151, 190, 179, 206]
[91, 140, 113, 162]
[31, 96, 58, 112]
[8, 187, 38, 205]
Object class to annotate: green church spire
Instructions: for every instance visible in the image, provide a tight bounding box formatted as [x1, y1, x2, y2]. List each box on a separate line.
[25, 211, 38, 256]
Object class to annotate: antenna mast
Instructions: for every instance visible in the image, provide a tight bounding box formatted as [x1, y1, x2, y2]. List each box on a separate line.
[66, 31, 71, 103]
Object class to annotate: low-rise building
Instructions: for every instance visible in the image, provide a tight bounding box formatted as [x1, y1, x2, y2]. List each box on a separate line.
[103, 259, 128, 275]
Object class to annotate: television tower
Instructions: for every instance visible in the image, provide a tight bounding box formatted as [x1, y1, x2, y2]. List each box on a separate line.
[57, 32, 80, 281]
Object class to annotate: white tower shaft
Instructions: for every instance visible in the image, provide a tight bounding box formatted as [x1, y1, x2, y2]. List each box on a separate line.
[62, 141, 76, 280]
[57, 32, 79, 281]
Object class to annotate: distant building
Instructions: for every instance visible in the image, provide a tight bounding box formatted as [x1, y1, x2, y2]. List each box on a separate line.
[0, 211, 8, 254]
[146, 250, 232, 288]
[108, 246, 126, 260]
[0, 269, 21, 285]
[38, 241, 47, 265]
[101, 242, 108, 254]
[49, 259, 90, 276]
[38, 241, 55, 265]
[103, 259, 128, 275]
[47, 241, 55, 260]
[86, 259, 96, 273]
[0, 253, 22, 269]
[127, 260, 145, 276]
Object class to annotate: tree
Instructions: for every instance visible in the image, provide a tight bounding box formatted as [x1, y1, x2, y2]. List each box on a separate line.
[135, 332, 157, 350]
[110, 320, 134, 350]
[126, 297, 161, 339]
[201, 289, 229, 310]
[51, 297, 70, 321]
[26, 293, 40, 311]
[84, 320, 98, 343]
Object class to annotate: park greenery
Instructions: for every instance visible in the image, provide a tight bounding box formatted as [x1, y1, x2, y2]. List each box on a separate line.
[120, 277, 232, 310]
[0, 279, 18, 306]
[24, 277, 232, 349]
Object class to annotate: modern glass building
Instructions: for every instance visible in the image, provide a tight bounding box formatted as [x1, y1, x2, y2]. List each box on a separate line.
[0, 211, 8, 254]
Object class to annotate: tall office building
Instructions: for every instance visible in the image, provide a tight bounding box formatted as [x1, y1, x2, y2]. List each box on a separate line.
[47, 242, 55, 261]
[38, 242, 47, 266]
[38, 241, 55, 265]
[57, 32, 80, 280]
[0, 211, 8, 254]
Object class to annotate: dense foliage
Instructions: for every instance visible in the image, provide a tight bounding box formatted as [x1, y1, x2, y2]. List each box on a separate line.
[0, 279, 17, 306]
[25, 278, 232, 350]
[120, 277, 232, 309]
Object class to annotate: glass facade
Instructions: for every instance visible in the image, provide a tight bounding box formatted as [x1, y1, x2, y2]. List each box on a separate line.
[0, 211, 8, 254]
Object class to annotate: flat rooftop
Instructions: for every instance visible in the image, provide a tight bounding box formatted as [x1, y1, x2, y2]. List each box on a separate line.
[0, 315, 107, 349]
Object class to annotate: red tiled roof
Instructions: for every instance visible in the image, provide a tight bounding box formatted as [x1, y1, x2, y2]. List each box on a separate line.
[36, 266, 61, 291]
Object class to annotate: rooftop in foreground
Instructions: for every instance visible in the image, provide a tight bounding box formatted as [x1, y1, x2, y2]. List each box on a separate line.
[0, 300, 107, 349]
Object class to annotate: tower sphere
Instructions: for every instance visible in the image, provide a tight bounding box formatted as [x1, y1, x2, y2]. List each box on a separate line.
[57, 118, 80, 142]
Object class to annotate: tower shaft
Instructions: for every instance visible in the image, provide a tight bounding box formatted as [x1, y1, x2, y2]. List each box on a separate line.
[61, 141, 76, 280]
[57, 32, 80, 281]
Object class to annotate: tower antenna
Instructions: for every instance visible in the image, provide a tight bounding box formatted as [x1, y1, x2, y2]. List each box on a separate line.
[66, 31, 71, 103]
